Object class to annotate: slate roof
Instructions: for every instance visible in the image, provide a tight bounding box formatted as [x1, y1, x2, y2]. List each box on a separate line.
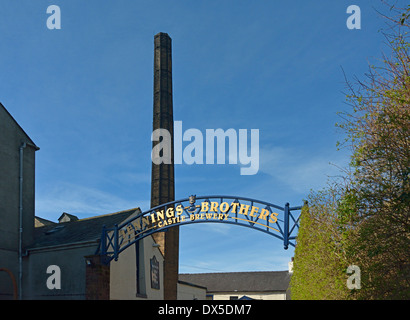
[28, 208, 140, 250]
[34, 216, 56, 227]
[179, 271, 290, 293]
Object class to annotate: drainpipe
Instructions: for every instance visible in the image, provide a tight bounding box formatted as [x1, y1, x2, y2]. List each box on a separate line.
[18, 141, 39, 300]
[19, 142, 26, 300]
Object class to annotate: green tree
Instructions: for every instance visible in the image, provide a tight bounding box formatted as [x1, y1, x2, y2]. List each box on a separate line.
[292, 2, 410, 300]
[338, 3, 410, 299]
[291, 189, 351, 300]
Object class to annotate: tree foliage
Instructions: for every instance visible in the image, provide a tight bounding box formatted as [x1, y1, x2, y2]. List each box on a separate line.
[291, 191, 351, 300]
[292, 2, 410, 300]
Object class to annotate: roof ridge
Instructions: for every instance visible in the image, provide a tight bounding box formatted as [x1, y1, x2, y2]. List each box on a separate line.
[34, 207, 140, 227]
[30, 207, 142, 249]
[180, 270, 288, 275]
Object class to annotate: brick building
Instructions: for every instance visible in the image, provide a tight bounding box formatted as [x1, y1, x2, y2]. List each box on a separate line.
[0, 102, 167, 299]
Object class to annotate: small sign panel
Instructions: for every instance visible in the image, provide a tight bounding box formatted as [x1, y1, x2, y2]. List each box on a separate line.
[150, 256, 160, 290]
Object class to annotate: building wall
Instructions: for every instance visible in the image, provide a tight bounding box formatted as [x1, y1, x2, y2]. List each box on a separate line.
[110, 236, 164, 300]
[0, 251, 18, 299]
[177, 283, 207, 300]
[24, 237, 164, 300]
[209, 291, 287, 300]
[0, 104, 37, 299]
[109, 243, 136, 299]
[24, 242, 97, 299]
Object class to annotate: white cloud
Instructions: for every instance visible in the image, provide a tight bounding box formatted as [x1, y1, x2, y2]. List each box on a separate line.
[35, 182, 149, 221]
[259, 146, 349, 194]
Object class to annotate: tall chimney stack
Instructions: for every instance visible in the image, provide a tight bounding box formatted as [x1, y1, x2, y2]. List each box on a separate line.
[151, 32, 179, 300]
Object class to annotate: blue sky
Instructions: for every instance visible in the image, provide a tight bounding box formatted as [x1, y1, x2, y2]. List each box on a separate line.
[0, 0, 405, 273]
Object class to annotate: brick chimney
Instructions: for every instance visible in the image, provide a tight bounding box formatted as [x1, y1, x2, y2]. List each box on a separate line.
[150, 32, 179, 300]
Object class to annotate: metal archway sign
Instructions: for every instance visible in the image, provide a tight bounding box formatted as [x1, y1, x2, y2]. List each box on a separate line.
[97, 195, 303, 263]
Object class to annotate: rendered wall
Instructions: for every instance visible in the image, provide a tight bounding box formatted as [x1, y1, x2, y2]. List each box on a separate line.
[210, 291, 286, 300]
[110, 236, 164, 300]
[177, 283, 207, 300]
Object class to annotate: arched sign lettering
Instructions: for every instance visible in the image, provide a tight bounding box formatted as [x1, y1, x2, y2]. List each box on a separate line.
[98, 195, 303, 263]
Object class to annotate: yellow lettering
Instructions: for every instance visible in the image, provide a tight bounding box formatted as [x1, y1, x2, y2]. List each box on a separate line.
[230, 202, 240, 213]
[200, 213, 205, 220]
[158, 221, 163, 228]
[176, 205, 183, 215]
[150, 213, 156, 223]
[132, 219, 141, 231]
[156, 210, 165, 220]
[239, 204, 250, 216]
[121, 226, 136, 243]
[201, 202, 209, 212]
[142, 216, 150, 228]
[180, 216, 186, 222]
[258, 208, 270, 220]
[190, 214, 195, 221]
[166, 207, 174, 218]
[269, 212, 279, 224]
[210, 202, 219, 212]
[205, 213, 213, 219]
[250, 206, 259, 217]
[219, 202, 230, 213]
[218, 214, 224, 220]
[126, 224, 135, 237]
[119, 228, 128, 239]
[127, 233, 135, 244]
